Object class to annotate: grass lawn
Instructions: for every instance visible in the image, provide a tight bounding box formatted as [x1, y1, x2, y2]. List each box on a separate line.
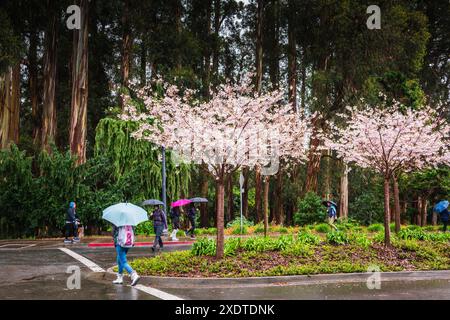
[127, 222, 450, 278]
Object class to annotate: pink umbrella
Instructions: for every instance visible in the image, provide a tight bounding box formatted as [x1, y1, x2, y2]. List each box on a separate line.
[171, 199, 192, 208]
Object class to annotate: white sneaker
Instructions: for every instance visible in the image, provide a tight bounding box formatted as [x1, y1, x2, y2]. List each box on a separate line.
[130, 271, 140, 286]
[112, 274, 123, 284]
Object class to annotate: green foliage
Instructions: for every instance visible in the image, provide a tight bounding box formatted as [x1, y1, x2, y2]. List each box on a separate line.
[294, 192, 326, 225]
[349, 232, 371, 248]
[226, 216, 254, 228]
[242, 237, 276, 252]
[326, 231, 350, 245]
[191, 238, 216, 256]
[349, 192, 385, 225]
[231, 225, 248, 235]
[367, 223, 384, 233]
[315, 223, 331, 233]
[224, 238, 242, 256]
[397, 228, 429, 241]
[297, 231, 321, 245]
[135, 221, 154, 236]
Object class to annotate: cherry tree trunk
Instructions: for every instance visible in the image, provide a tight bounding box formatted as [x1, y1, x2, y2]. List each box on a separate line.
[41, 10, 58, 152]
[255, 166, 262, 222]
[273, 170, 283, 224]
[393, 176, 401, 233]
[263, 176, 270, 237]
[383, 177, 391, 247]
[216, 178, 225, 259]
[339, 163, 349, 219]
[69, 0, 89, 166]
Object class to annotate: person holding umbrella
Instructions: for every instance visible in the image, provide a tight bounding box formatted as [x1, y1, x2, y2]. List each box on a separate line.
[103, 203, 146, 286]
[434, 200, 449, 232]
[185, 203, 197, 239]
[150, 205, 168, 252]
[170, 206, 181, 241]
[323, 200, 338, 231]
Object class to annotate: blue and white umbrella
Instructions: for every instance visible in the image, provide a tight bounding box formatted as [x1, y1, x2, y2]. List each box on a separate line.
[102, 203, 148, 227]
[434, 200, 449, 214]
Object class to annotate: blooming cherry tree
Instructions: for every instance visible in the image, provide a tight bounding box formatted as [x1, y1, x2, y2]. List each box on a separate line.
[121, 78, 310, 258]
[328, 103, 450, 246]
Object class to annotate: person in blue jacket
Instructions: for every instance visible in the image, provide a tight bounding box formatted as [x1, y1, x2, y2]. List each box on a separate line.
[439, 207, 449, 232]
[64, 202, 80, 243]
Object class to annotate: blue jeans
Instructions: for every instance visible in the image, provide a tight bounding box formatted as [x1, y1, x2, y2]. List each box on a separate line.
[115, 245, 133, 275]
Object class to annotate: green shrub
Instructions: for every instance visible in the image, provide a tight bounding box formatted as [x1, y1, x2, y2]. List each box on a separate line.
[373, 232, 386, 244]
[349, 232, 371, 248]
[349, 192, 384, 225]
[293, 192, 326, 225]
[242, 237, 275, 252]
[274, 235, 295, 251]
[226, 217, 254, 228]
[135, 221, 154, 236]
[326, 231, 350, 245]
[315, 223, 331, 233]
[254, 224, 265, 234]
[397, 228, 429, 241]
[297, 231, 320, 245]
[367, 223, 384, 233]
[224, 238, 242, 256]
[191, 238, 216, 256]
[231, 225, 248, 235]
[282, 243, 314, 257]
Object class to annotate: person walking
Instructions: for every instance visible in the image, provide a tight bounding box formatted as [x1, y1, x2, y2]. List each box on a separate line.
[64, 202, 80, 243]
[112, 224, 140, 286]
[439, 207, 449, 232]
[185, 204, 197, 239]
[170, 206, 181, 241]
[151, 205, 168, 252]
[326, 201, 338, 231]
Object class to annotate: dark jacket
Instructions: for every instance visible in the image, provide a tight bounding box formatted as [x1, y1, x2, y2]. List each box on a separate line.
[327, 205, 337, 218]
[152, 208, 168, 228]
[440, 209, 449, 222]
[66, 207, 78, 223]
[188, 207, 196, 219]
[170, 207, 180, 219]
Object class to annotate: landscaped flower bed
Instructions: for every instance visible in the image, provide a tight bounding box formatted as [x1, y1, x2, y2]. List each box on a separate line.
[128, 225, 450, 278]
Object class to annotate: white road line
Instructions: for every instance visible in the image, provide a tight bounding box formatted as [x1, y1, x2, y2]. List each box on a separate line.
[58, 247, 105, 273]
[134, 284, 184, 300]
[59, 247, 181, 300]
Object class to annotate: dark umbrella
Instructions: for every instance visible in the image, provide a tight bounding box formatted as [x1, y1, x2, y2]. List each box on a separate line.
[322, 200, 337, 207]
[189, 197, 208, 203]
[142, 199, 164, 206]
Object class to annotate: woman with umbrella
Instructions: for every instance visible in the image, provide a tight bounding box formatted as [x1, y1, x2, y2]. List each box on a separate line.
[103, 203, 146, 286]
[434, 200, 449, 232]
[323, 200, 338, 231]
[150, 205, 168, 252]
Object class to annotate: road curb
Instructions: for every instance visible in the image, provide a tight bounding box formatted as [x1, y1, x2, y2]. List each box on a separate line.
[103, 267, 450, 289]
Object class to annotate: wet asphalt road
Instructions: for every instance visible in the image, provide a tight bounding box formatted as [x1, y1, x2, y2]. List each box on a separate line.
[1, 239, 450, 300]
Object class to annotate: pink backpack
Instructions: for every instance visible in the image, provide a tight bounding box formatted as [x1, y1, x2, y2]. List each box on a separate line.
[118, 225, 135, 248]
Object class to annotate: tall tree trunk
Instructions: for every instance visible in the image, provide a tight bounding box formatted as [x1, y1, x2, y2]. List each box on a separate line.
[287, 0, 297, 110]
[140, 40, 146, 86]
[383, 176, 391, 247]
[339, 162, 349, 219]
[41, 8, 58, 152]
[69, 0, 89, 166]
[303, 135, 321, 194]
[29, 31, 40, 146]
[174, 0, 182, 70]
[255, 0, 263, 93]
[417, 196, 422, 226]
[0, 64, 20, 149]
[255, 166, 262, 222]
[300, 46, 306, 111]
[421, 197, 428, 227]
[393, 175, 401, 232]
[200, 164, 209, 227]
[263, 176, 270, 237]
[121, 0, 132, 90]
[216, 173, 225, 259]
[202, 0, 212, 98]
[212, 0, 220, 79]
[324, 149, 332, 200]
[432, 210, 438, 226]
